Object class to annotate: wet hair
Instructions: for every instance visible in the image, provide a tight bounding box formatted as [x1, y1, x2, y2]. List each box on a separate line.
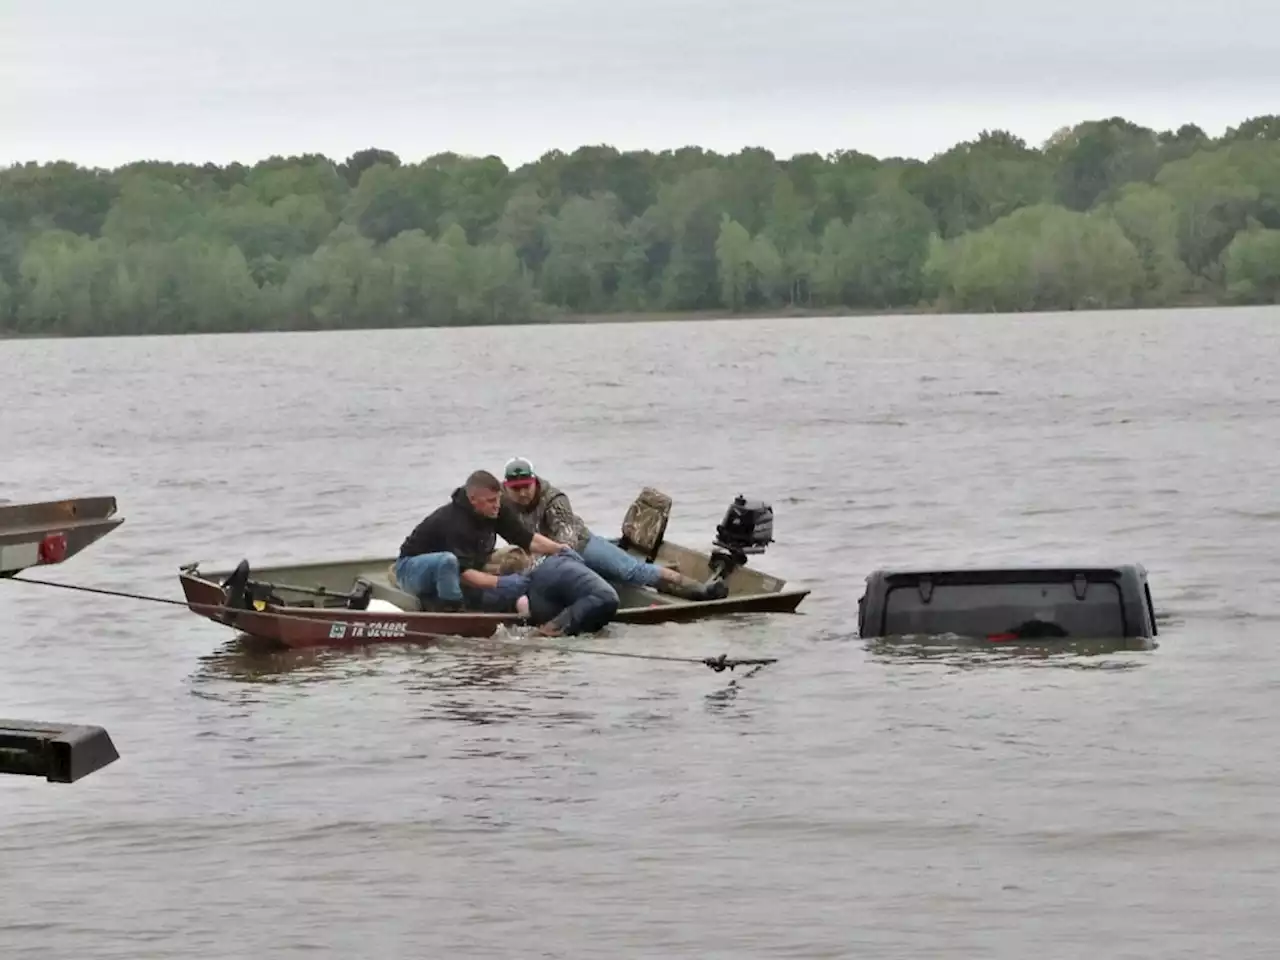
[465, 469, 502, 493]
[486, 546, 532, 575]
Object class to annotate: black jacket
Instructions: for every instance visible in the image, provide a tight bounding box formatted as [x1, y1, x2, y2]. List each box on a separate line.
[399, 487, 534, 573]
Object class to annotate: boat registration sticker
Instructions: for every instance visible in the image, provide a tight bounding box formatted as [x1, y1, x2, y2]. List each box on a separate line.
[351, 621, 408, 640]
[327, 620, 408, 640]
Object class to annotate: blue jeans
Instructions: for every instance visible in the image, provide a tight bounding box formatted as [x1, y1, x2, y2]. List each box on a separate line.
[579, 533, 663, 587]
[393, 552, 462, 603]
[525, 553, 620, 635]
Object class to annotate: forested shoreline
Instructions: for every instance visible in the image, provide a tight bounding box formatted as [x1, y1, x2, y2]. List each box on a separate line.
[2, 114, 1279, 337]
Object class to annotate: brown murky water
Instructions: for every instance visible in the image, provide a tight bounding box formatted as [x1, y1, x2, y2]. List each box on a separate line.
[2, 307, 1278, 958]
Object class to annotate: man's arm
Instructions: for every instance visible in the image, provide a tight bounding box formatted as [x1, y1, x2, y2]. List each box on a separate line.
[468, 571, 531, 613]
[530, 531, 571, 556]
[494, 502, 536, 551]
[495, 500, 571, 555]
[461, 568, 501, 590]
[541, 494, 584, 548]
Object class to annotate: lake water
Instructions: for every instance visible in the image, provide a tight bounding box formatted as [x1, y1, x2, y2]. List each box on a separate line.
[1, 306, 1278, 958]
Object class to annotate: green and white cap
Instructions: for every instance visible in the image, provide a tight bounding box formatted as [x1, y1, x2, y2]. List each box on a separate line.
[503, 457, 537, 487]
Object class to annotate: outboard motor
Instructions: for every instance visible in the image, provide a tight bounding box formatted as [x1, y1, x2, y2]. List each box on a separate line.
[708, 495, 774, 580]
[346, 578, 374, 611]
[218, 559, 285, 616]
[219, 559, 252, 621]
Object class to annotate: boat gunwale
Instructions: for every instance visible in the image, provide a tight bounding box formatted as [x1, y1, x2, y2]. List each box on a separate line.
[177, 565, 809, 628]
[177, 569, 519, 623]
[177, 567, 810, 615]
[180, 547, 795, 584]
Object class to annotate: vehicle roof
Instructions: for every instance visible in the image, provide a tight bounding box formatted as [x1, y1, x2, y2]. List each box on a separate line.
[864, 563, 1148, 579]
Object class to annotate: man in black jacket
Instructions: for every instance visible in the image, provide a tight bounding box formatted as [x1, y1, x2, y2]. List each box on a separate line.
[395, 469, 573, 611]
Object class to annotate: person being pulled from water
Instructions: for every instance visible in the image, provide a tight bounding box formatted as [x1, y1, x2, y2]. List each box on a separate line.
[395, 469, 573, 612]
[499, 456, 728, 602]
[474, 546, 620, 637]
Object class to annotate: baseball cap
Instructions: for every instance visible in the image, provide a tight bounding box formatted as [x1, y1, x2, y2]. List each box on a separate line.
[503, 456, 537, 487]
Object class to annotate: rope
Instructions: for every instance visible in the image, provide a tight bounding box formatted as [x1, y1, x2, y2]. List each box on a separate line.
[4, 574, 778, 672]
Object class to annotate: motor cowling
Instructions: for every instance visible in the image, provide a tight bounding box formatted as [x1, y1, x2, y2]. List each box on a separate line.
[714, 495, 774, 556]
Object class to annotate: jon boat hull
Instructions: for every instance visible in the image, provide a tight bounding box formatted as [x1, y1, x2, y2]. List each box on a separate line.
[178, 537, 808, 650]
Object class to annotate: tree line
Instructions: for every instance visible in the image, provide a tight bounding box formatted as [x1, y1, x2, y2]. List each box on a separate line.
[3, 114, 1280, 336]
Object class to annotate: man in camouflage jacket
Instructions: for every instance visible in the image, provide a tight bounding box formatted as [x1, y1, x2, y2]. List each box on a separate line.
[499, 457, 728, 602]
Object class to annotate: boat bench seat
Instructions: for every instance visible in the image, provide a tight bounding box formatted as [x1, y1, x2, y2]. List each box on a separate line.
[361, 566, 423, 612]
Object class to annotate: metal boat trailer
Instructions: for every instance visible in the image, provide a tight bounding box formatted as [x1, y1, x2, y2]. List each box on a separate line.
[0, 496, 124, 783]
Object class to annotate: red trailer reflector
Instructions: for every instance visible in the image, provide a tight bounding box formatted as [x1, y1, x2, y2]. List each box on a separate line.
[38, 533, 68, 564]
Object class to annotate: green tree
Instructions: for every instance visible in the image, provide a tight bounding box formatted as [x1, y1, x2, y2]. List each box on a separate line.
[762, 177, 816, 305]
[1155, 147, 1260, 279]
[905, 131, 1052, 238]
[0, 161, 118, 237]
[281, 225, 393, 329]
[7, 111, 1280, 336]
[926, 205, 1144, 312]
[1106, 184, 1192, 304]
[382, 229, 462, 326]
[715, 216, 752, 310]
[1221, 115, 1280, 143]
[813, 189, 935, 308]
[1046, 117, 1163, 211]
[340, 148, 401, 187]
[651, 168, 726, 309]
[491, 184, 548, 272]
[101, 176, 206, 244]
[539, 194, 625, 310]
[435, 154, 510, 243]
[344, 163, 446, 243]
[14, 231, 105, 335]
[1222, 226, 1280, 303]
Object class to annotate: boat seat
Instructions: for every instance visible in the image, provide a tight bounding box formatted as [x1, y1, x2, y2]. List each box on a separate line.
[365, 565, 422, 612]
[619, 486, 672, 562]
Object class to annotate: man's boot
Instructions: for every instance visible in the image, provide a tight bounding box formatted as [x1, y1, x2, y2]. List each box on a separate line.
[419, 596, 464, 613]
[654, 572, 729, 602]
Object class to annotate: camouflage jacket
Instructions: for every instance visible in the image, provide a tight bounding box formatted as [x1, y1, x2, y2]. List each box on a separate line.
[504, 480, 592, 552]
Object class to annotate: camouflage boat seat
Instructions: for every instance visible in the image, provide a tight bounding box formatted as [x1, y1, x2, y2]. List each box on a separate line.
[617, 486, 672, 562]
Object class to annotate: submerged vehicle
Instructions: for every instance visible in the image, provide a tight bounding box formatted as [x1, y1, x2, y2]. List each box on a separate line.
[178, 489, 809, 649]
[857, 564, 1158, 646]
[0, 496, 124, 783]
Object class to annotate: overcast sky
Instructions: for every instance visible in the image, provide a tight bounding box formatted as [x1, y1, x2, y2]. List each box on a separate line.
[3, 0, 1278, 170]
